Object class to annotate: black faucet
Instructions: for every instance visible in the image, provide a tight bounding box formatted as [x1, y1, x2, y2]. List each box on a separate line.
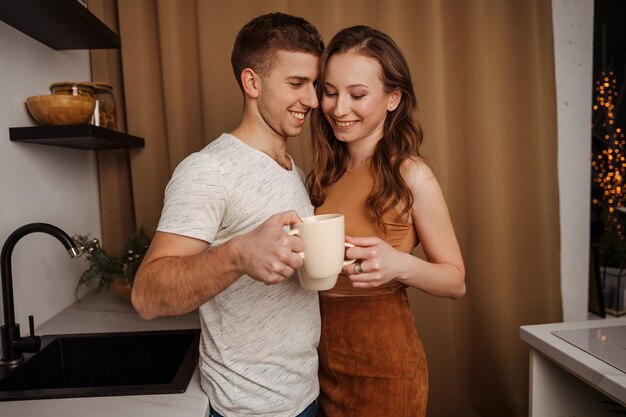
[0, 223, 81, 365]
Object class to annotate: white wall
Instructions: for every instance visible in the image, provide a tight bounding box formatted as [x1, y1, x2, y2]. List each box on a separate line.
[552, 0, 594, 321]
[0, 23, 101, 332]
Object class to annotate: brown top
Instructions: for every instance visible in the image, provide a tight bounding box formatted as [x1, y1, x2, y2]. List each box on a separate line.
[315, 164, 418, 296]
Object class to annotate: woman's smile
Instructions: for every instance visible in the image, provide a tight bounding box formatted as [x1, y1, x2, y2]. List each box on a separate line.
[332, 119, 358, 128]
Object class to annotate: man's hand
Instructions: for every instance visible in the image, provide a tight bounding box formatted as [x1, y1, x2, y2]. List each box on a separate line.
[233, 211, 305, 284]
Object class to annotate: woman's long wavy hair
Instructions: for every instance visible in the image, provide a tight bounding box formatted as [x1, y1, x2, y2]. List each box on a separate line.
[308, 26, 423, 232]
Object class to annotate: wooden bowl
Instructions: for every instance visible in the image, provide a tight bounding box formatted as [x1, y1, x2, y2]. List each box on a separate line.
[25, 94, 95, 126]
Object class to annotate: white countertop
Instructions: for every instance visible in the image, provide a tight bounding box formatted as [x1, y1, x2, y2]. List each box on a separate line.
[520, 316, 626, 406]
[0, 291, 208, 417]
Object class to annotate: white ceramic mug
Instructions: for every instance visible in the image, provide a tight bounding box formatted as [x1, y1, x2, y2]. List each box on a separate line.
[289, 214, 355, 291]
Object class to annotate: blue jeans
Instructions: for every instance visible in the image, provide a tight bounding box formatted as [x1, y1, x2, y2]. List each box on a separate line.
[209, 399, 318, 417]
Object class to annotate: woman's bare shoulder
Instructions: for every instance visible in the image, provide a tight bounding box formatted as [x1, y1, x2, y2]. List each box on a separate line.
[401, 156, 436, 187]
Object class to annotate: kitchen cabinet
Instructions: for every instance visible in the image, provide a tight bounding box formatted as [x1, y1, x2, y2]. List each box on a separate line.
[520, 318, 626, 416]
[0, 0, 119, 50]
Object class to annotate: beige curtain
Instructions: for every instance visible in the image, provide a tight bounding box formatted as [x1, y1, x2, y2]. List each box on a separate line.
[92, 1, 562, 415]
[88, 0, 135, 254]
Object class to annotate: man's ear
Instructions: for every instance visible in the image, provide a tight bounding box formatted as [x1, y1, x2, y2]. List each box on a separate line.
[387, 89, 402, 111]
[241, 68, 259, 99]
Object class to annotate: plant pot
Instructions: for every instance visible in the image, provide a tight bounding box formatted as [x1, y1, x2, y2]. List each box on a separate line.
[113, 278, 132, 303]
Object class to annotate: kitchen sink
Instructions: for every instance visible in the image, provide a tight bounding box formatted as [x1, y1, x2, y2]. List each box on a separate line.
[0, 328, 200, 401]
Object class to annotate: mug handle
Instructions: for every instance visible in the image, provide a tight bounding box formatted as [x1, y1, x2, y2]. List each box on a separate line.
[343, 242, 356, 266]
[287, 229, 305, 259]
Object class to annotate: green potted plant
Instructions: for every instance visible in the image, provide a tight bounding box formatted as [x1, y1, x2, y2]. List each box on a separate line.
[73, 228, 151, 302]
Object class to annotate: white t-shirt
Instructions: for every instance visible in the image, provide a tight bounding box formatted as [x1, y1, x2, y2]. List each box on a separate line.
[157, 133, 319, 417]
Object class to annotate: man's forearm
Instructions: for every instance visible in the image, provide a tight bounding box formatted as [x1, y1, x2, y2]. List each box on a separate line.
[132, 212, 305, 319]
[132, 239, 242, 320]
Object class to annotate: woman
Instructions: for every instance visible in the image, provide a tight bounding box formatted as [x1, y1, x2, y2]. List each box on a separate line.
[308, 26, 466, 416]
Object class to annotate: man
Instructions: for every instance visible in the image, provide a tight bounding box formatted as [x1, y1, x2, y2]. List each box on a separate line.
[131, 13, 324, 417]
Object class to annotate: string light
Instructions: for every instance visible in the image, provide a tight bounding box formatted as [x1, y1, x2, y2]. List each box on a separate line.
[592, 70, 625, 243]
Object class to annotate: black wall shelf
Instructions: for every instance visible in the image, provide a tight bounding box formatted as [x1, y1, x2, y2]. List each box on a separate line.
[10, 125, 144, 150]
[0, 0, 120, 50]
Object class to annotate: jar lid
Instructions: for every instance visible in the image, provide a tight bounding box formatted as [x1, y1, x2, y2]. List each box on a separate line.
[49, 81, 95, 90]
[84, 81, 114, 91]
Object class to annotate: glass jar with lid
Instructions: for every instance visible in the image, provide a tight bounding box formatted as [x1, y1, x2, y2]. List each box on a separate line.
[86, 82, 117, 130]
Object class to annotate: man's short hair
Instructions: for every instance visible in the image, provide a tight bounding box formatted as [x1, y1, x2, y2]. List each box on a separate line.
[231, 12, 324, 90]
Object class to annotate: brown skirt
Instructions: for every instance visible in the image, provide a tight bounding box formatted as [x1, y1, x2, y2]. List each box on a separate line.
[318, 289, 428, 417]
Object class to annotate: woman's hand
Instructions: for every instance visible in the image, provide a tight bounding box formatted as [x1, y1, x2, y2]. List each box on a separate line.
[342, 236, 407, 288]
